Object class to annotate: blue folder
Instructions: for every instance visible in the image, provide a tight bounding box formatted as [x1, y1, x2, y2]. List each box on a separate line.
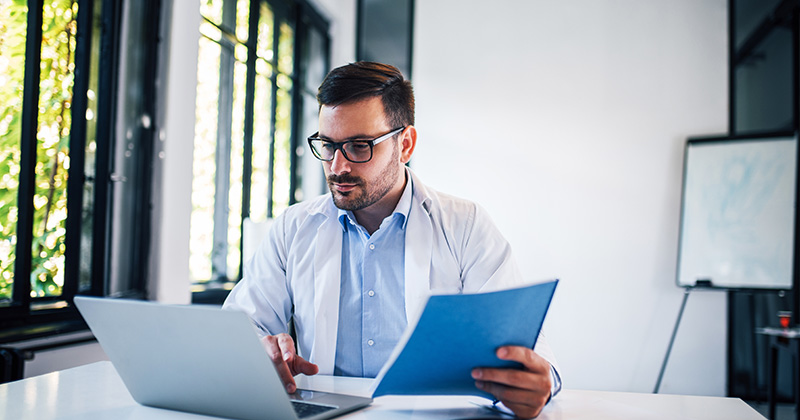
[371, 279, 558, 398]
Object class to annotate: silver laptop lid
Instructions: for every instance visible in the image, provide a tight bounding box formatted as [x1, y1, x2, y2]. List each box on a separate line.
[74, 296, 301, 420]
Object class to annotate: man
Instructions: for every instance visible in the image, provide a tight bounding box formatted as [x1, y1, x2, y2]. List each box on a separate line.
[223, 62, 561, 418]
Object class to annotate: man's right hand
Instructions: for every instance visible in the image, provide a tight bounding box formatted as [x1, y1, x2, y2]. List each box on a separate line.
[262, 333, 319, 393]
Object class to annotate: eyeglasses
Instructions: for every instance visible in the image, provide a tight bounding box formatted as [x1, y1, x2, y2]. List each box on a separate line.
[307, 126, 406, 163]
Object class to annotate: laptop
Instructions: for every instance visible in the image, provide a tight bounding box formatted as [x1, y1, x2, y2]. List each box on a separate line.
[74, 296, 373, 420]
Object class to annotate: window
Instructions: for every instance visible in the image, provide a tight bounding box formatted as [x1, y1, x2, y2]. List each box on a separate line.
[730, 0, 797, 133]
[726, 0, 799, 401]
[190, 0, 330, 293]
[0, 0, 159, 334]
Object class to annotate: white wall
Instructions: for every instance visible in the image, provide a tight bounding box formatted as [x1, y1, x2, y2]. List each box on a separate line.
[413, 0, 728, 395]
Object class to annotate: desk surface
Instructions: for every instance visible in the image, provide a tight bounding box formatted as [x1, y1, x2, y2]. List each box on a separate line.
[1, 361, 765, 420]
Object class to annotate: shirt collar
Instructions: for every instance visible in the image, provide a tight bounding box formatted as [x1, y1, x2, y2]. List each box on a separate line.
[337, 169, 414, 231]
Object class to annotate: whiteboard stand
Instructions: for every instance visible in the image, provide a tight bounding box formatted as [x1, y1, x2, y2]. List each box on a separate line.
[654, 287, 692, 394]
[654, 279, 716, 394]
[668, 132, 798, 395]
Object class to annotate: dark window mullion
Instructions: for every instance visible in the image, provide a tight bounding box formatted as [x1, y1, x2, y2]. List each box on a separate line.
[12, 0, 45, 311]
[288, 5, 303, 205]
[238, 0, 260, 280]
[211, 45, 235, 281]
[210, 0, 239, 280]
[90, 0, 123, 297]
[792, 13, 799, 331]
[728, 0, 735, 133]
[128, 0, 161, 294]
[266, 6, 281, 219]
[64, 0, 95, 301]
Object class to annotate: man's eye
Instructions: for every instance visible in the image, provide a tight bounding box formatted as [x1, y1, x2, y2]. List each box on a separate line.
[350, 143, 370, 151]
[321, 142, 335, 150]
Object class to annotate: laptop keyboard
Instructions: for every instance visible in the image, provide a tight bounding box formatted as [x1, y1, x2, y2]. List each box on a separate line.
[291, 400, 338, 418]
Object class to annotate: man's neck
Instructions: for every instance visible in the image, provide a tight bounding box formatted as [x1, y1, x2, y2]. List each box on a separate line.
[353, 173, 408, 235]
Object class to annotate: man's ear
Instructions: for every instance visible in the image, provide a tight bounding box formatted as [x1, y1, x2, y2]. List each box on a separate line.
[399, 126, 417, 164]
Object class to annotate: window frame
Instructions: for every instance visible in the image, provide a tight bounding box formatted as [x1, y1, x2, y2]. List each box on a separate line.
[0, 0, 159, 340]
[191, 0, 331, 301]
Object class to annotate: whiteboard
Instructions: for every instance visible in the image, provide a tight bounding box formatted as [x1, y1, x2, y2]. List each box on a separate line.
[676, 134, 798, 289]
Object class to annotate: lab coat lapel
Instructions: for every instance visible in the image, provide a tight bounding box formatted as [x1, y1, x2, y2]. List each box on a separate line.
[404, 174, 433, 322]
[311, 210, 342, 375]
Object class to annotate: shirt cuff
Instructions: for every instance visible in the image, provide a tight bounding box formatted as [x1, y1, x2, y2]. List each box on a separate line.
[549, 363, 562, 401]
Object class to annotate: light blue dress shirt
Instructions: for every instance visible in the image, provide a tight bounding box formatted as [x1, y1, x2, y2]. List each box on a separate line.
[333, 179, 413, 378]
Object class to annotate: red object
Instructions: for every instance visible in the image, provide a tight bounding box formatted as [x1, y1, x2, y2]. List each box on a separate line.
[778, 311, 792, 328]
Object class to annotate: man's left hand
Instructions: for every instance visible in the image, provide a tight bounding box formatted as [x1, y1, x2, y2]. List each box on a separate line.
[471, 346, 552, 419]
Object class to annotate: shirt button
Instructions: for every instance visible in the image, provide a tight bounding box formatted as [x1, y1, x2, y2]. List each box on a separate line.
[367, 339, 375, 346]
[368, 290, 375, 297]
[369, 244, 375, 250]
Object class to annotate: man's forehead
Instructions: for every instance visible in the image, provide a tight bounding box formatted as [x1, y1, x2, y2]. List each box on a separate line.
[318, 98, 389, 136]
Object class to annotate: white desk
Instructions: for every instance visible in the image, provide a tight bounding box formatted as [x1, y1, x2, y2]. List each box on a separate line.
[1, 361, 766, 420]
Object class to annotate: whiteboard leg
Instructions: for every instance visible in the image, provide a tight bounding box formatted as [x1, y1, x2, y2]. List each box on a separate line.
[654, 287, 691, 394]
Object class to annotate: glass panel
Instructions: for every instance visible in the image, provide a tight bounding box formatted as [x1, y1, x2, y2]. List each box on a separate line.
[0, 1, 28, 302]
[234, 43, 248, 62]
[200, 19, 222, 43]
[227, 60, 247, 279]
[79, 0, 103, 292]
[257, 2, 274, 61]
[734, 26, 793, 133]
[251, 60, 273, 221]
[734, 0, 783, 50]
[30, 0, 79, 298]
[278, 22, 294, 75]
[358, 0, 412, 78]
[273, 74, 293, 216]
[303, 28, 326, 94]
[200, 0, 224, 26]
[235, 0, 249, 42]
[190, 36, 222, 282]
[108, 0, 159, 296]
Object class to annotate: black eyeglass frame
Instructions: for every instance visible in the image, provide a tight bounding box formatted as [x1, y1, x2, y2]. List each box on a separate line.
[307, 126, 406, 163]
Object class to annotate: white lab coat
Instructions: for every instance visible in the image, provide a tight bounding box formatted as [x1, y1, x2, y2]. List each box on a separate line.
[223, 169, 558, 377]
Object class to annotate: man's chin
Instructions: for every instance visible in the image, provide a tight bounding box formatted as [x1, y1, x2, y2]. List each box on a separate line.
[330, 190, 361, 211]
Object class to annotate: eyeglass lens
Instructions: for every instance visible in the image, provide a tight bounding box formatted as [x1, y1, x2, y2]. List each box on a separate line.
[309, 140, 373, 163]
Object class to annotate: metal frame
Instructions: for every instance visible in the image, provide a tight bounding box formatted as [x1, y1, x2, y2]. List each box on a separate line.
[1, 0, 156, 336]
[727, 0, 800, 400]
[63, 0, 95, 302]
[11, 0, 45, 316]
[194, 0, 331, 289]
[128, 0, 162, 296]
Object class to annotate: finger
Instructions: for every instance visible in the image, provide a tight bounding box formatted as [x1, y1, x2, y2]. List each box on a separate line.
[262, 335, 297, 393]
[276, 333, 298, 361]
[472, 367, 551, 397]
[291, 356, 320, 376]
[502, 400, 545, 419]
[475, 380, 547, 419]
[275, 333, 317, 376]
[496, 346, 551, 374]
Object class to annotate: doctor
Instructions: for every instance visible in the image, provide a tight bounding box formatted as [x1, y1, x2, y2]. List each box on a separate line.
[223, 62, 560, 418]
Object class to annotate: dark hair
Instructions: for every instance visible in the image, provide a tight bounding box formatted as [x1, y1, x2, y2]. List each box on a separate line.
[316, 61, 414, 128]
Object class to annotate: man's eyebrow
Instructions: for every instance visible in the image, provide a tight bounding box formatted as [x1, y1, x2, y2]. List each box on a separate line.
[318, 133, 373, 141]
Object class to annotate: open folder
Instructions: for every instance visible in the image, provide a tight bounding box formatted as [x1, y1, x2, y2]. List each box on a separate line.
[371, 279, 558, 398]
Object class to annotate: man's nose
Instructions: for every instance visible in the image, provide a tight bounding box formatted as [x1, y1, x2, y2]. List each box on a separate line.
[329, 149, 351, 174]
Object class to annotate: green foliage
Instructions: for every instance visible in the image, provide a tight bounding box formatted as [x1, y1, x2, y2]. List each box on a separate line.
[0, 0, 78, 301]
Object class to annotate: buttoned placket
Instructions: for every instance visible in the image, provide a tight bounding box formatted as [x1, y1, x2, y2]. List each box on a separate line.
[361, 226, 379, 370]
